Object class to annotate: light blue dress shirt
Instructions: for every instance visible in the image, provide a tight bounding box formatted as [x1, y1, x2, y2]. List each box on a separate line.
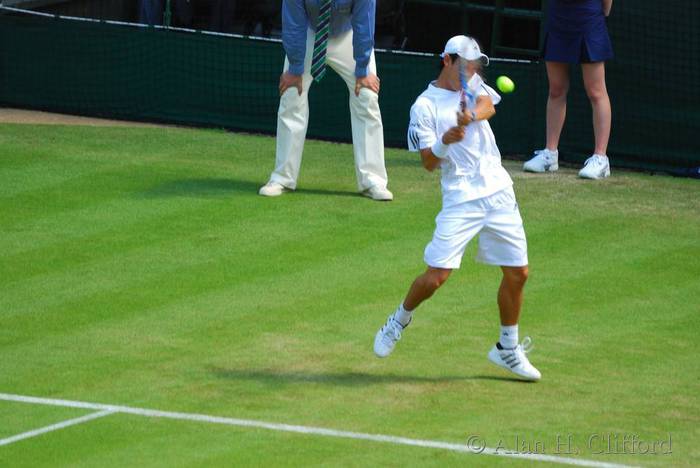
[282, 0, 376, 78]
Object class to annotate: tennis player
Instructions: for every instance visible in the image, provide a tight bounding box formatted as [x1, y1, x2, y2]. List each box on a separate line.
[372, 35, 541, 381]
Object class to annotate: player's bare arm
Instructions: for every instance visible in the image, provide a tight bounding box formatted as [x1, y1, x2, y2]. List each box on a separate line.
[420, 126, 466, 172]
[419, 148, 441, 172]
[457, 96, 496, 126]
[441, 126, 466, 144]
[279, 71, 303, 96]
[355, 73, 380, 96]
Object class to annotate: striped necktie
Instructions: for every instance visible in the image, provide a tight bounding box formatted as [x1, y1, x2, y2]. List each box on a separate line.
[310, 0, 332, 82]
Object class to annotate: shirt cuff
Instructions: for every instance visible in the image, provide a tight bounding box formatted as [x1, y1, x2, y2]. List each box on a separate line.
[288, 63, 304, 76]
[354, 64, 368, 78]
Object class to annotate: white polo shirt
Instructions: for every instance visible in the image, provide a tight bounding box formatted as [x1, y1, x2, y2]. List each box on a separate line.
[407, 78, 513, 205]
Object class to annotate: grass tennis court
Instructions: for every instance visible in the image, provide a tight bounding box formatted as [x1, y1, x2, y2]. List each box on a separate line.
[1, 123, 698, 467]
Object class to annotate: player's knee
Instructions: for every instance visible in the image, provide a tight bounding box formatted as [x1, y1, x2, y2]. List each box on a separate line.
[504, 266, 528, 286]
[520, 266, 529, 283]
[425, 268, 451, 290]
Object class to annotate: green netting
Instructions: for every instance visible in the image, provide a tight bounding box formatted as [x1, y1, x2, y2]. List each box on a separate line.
[1, 2, 699, 172]
[0, 10, 540, 154]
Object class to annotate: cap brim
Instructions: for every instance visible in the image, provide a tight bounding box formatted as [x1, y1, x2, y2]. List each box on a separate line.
[454, 53, 490, 66]
[442, 51, 490, 66]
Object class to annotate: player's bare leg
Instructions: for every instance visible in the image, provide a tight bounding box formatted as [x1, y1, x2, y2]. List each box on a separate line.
[374, 267, 451, 357]
[404, 267, 452, 311]
[488, 265, 541, 380]
[497, 265, 528, 326]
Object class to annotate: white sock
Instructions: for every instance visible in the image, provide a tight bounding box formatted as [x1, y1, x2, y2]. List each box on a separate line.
[394, 304, 413, 327]
[500, 325, 518, 349]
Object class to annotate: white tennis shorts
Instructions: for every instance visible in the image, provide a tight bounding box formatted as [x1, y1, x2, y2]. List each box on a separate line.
[424, 187, 528, 269]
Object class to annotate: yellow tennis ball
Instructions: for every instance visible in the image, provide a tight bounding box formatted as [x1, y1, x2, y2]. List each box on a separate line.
[496, 75, 515, 94]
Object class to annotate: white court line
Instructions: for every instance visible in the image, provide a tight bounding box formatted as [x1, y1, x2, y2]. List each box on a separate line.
[0, 393, 636, 468]
[0, 409, 115, 446]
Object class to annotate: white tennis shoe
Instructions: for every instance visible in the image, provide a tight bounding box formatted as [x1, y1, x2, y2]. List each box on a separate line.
[259, 181, 288, 197]
[362, 186, 394, 201]
[373, 313, 408, 357]
[578, 154, 611, 179]
[488, 337, 541, 381]
[523, 149, 559, 173]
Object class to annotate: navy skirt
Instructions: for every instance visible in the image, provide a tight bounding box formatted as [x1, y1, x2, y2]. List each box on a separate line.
[544, 0, 614, 63]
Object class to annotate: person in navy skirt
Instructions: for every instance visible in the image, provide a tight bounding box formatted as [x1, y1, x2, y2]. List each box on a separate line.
[524, 0, 613, 179]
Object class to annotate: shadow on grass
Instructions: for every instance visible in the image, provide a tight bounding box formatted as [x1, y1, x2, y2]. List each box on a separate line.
[140, 178, 359, 199]
[210, 367, 532, 386]
[140, 178, 258, 198]
[294, 187, 360, 198]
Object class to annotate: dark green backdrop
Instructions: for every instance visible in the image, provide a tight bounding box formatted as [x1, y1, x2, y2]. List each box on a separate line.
[1, 2, 698, 171]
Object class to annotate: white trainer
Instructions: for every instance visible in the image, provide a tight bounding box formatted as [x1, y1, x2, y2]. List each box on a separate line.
[259, 181, 288, 197]
[373, 313, 408, 357]
[362, 186, 394, 201]
[523, 149, 559, 173]
[488, 337, 541, 381]
[578, 154, 611, 179]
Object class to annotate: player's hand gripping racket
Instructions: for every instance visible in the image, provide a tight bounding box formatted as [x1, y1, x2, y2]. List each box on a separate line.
[458, 59, 480, 126]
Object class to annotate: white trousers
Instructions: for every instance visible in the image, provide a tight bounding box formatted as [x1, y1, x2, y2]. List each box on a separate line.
[270, 28, 388, 191]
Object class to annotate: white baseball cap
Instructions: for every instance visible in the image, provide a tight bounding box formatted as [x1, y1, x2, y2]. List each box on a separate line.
[440, 35, 490, 66]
